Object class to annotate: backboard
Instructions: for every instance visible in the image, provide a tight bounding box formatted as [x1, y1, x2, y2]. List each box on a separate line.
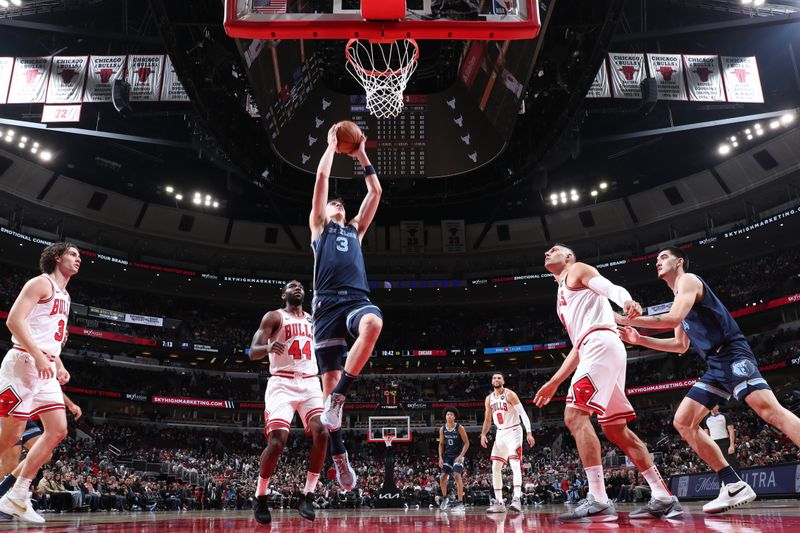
[224, 0, 541, 41]
[367, 415, 412, 444]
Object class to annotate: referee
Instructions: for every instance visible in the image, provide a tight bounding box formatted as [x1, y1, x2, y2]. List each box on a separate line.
[703, 405, 740, 473]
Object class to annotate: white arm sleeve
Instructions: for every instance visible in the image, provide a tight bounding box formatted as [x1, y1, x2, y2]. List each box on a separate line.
[587, 275, 632, 309]
[513, 402, 531, 433]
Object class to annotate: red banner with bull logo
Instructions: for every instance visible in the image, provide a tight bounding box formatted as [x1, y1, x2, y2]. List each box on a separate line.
[646, 53, 687, 101]
[127, 55, 165, 102]
[721, 56, 764, 104]
[608, 53, 645, 99]
[684, 54, 725, 102]
[45, 56, 89, 104]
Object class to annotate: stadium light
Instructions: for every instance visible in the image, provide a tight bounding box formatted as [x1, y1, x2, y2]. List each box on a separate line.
[770, 121, 780, 129]
[39, 151, 52, 161]
[599, 182, 608, 190]
[166, 185, 174, 193]
[781, 113, 795, 125]
[0, 1, 10, 8]
[590, 190, 598, 197]
[212, 201, 219, 208]
[175, 194, 183, 200]
[744, 128, 751, 134]
[746, 134, 753, 140]
[718, 144, 731, 155]
[551, 199, 558, 206]
[10, 0, 21, 6]
[732, 142, 739, 147]
[549, 193, 557, 201]
[756, 129, 764, 136]
[192, 197, 202, 205]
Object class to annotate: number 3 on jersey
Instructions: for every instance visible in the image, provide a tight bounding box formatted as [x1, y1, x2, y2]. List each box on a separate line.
[336, 236, 349, 252]
[54, 319, 65, 342]
[287, 340, 312, 360]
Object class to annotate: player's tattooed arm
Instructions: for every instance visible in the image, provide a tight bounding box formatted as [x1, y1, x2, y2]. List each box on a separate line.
[248, 311, 283, 361]
[621, 274, 701, 329]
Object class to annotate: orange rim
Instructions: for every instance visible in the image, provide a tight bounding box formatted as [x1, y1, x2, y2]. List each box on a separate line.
[345, 38, 419, 78]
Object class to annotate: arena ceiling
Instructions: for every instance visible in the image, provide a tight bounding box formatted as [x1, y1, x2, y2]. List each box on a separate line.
[0, 0, 799, 226]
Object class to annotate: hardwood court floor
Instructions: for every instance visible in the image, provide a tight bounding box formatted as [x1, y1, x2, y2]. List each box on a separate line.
[0, 501, 798, 531]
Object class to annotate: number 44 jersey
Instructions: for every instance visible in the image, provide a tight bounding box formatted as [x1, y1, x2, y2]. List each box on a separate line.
[268, 309, 318, 376]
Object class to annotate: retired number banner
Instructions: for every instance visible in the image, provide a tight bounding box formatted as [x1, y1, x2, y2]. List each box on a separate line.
[646, 54, 687, 101]
[84, 56, 126, 102]
[608, 53, 645, 99]
[684, 55, 725, 102]
[721, 56, 764, 104]
[7, 57, 51, 104]
[46, 56, 88, 104]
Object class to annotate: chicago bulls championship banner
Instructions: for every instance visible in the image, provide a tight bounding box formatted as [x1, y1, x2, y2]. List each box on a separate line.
[160, 55, 190, 102]
[0, 57, 13, 105]
[7, 57, 51, 104]
[84, 55, 126, 102]
[46, 56, 88, 104]
[586, 58, 610, 98]
[646, 54, 687, 101]
[608, 53, 645, 99]
[684, 55, 725, 102]
[721, 56, 764, 103]
[127, 55, 164, 101]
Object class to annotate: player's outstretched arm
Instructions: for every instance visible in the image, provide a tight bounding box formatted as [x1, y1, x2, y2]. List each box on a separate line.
[480, 396, 492, 448]
[619, 274, 701, 329]
[618, 323, 690, 354]
[534, 346, 579, 407]
[310, 125, 338, 239]
[248, 311, 283, 361]
[349, 136, 382, 240]
[572, 262, 641, 318]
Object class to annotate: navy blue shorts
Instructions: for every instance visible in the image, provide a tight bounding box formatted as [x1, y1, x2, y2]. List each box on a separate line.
[442, 454, 464, 475]
[312, 293, 382, 374]
[18, 420, 42, 447]
[686, 342, 771, 409]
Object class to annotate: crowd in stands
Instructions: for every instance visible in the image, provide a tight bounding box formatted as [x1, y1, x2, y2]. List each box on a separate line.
[3, 245, 800, 353]
[18, 384, 799, 514]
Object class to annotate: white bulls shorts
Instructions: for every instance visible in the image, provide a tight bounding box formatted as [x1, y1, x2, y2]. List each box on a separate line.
[263, 373, 323, 437]
[0, 348, 65, 419]
[491, 424, 523, 464]
[566, 329, 636, 426]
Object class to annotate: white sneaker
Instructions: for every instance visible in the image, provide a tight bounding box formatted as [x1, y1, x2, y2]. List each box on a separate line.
[332, 451, 357, 491]
[702, 481, 756, 514]
[0, 493, 45, 524]
[320, 393, 346, 431]
[508, 498, 522, 513]
[486, 499, 507, 513]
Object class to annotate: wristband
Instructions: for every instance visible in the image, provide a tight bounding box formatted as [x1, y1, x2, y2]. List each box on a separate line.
[364, 164, 376, 177]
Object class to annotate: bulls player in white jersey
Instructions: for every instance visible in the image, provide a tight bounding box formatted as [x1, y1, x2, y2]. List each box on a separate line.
[480, 373, 535, 514]
[248, 280, 327, 524]
[535, 244, 682, 522]
[0, 242, 79, 523]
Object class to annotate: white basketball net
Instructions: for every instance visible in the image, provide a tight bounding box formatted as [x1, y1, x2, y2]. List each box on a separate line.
[346, 38, 419, 119]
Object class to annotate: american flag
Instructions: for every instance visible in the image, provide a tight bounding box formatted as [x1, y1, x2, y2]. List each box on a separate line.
[253, 0, 288, 14]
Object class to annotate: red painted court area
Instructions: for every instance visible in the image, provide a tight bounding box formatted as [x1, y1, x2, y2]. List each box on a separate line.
[4, 503, 800, 532]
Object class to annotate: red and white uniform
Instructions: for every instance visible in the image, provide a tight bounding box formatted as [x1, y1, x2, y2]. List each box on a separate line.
[557, 274, 635, 426]
[263, 309, 323, 436]
[489, 389, 523, 464]
[0, 274, 68, 419]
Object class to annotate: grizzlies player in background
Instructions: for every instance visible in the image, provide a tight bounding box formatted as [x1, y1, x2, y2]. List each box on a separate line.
[438, 407, 469, 511]
[309, 124, 383, 490]
[619, 247, 800, 513]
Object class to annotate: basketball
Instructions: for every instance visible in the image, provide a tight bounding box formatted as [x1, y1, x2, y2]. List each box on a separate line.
[335, 120, 363, 154]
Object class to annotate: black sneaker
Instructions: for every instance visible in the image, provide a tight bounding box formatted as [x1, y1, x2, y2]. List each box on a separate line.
[254, 495, 271, 524]
[298, 493, 316, 521]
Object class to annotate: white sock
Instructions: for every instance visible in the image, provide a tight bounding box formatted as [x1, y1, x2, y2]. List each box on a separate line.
[584, 465, 609, 503]
[304, 472, 320, 495]
[256, 476, 270, 497]
[9, 476, 32, 500]
[642, 465, 672, 500]
[492, 461, 504, 503]
[510, 460, 522, 499]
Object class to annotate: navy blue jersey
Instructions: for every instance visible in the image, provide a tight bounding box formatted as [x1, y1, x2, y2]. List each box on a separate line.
[442, 423, 462, 456]
[680, 275, 746, 360]
[312, 221, 370, 294]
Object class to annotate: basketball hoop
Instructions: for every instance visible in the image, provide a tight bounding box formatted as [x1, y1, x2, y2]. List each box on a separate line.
[345, 38, 419, 119]
[382, 433, 396, 447]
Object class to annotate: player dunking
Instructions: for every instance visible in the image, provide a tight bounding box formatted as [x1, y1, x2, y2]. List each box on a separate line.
[618, 247, 800, 513]
[481, 373, 535, 514]
[310, 124, 383, 489]
[536, 244, 682, 522]
[438, 407, 469, 512]
[0, 242, 79, 523]
[249, 280, 328, 524]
